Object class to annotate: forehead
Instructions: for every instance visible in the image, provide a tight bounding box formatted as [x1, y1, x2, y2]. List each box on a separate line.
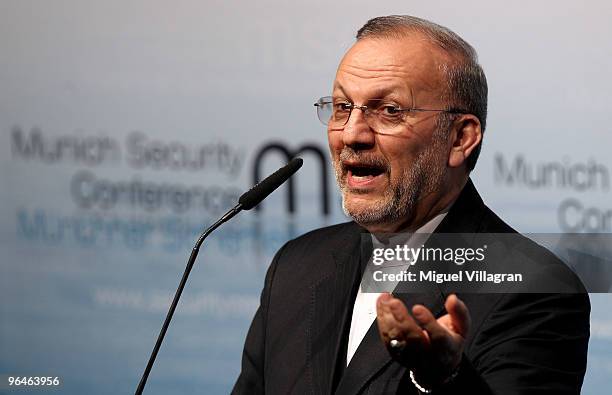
[334, 35, 448, 99]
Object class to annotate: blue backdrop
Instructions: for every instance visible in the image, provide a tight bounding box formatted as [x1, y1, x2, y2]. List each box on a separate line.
[1, 1, 611, 393]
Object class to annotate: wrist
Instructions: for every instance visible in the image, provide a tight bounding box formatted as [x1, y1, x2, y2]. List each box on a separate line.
[410, 359, 461, 393]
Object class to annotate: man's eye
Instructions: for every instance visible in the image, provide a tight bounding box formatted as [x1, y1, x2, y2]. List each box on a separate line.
[381, 105, 402, 115]
[335, 103, 352, 112]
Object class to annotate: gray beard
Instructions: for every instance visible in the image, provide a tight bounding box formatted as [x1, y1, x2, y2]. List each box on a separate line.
[333, 134, 447, 228]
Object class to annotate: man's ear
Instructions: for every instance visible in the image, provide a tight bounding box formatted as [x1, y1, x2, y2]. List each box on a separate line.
[448, 114, 482, 168]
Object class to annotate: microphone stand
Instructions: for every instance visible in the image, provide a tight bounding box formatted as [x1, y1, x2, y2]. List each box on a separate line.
[134, 156, 302, 394]
[135, 203, 243, 395]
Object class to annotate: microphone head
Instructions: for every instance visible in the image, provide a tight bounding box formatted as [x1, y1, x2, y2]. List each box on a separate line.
[238, 157, 303, 210]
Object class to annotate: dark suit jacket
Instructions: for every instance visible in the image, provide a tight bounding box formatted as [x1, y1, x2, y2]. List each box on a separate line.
[233, 180, 590, 394]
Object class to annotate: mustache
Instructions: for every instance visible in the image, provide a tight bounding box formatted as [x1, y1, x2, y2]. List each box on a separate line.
[337, 148, 390, 173]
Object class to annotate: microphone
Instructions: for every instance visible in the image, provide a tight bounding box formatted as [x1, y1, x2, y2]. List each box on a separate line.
[239, 157, 303, 210]
[135, 157, 303, 395]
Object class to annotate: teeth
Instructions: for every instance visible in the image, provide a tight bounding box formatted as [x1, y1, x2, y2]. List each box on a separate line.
[348, 169, 380, 183]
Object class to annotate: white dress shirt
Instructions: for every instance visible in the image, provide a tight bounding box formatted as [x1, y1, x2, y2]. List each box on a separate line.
[346, 211, 449, 366]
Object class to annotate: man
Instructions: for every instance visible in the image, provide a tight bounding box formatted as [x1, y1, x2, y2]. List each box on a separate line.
[233, 15, 590, 394]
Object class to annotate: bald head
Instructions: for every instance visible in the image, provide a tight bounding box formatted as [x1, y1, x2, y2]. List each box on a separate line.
[336, 35, 450, 110]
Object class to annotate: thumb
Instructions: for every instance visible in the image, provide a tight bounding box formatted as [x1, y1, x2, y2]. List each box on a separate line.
[445, 294, 470, 338]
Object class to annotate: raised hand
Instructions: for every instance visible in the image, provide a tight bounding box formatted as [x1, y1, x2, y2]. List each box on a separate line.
[376, 293, 471, 387]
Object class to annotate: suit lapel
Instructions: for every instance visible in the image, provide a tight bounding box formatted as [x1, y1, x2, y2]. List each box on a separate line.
[334, 287, 446, 395]
[310, 223, 364, 395]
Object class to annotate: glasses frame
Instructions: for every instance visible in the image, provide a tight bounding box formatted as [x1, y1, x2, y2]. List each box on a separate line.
[314, 95, 467, 129]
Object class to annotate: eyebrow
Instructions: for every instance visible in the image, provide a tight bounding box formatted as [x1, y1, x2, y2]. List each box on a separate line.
[332, 82, 410, 103]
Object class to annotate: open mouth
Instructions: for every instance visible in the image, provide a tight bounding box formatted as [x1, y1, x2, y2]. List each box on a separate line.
[343, 162, 387, 188]
[348, 164, 385, 178]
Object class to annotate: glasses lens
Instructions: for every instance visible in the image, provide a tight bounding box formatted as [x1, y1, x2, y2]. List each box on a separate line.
[316, 97, 333, 125]
[366, 100, 408, 135]
[314, 97, 411, 133]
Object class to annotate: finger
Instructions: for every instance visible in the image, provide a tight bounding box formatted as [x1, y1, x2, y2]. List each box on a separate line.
[388, 297, 409, 322]
[387, 298, 423, 334]
[412, 304, 448, 341]
[376, 294, 394, 327]
[378, 292, 392, 304]
[377, 295, 410, 334]
[376, 303, 396, 340]
[376, 294, 398, 341]
[377, 295, 424, 342]
[445, 294, 471, 338]
[436, 314, 452, 331]
[377, 293, 408, 320]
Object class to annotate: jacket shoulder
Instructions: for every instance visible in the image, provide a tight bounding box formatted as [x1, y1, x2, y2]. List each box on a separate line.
[279, 221, 361, 255]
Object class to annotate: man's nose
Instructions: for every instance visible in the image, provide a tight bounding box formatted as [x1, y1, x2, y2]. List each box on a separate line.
[342, 107, 376, 149]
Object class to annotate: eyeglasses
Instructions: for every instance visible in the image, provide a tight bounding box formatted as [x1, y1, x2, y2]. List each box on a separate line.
[314, 96, 466, 134]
